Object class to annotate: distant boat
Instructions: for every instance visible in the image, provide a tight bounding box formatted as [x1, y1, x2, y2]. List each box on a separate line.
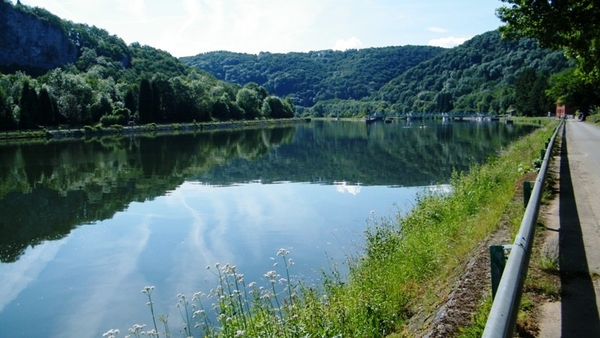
[365, 113, 384, 124]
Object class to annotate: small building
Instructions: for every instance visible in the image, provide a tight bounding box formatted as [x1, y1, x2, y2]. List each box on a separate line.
[556, 103, 576, 118]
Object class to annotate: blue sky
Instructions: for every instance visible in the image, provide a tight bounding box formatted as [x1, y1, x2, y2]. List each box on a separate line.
[17, 0, 503, 57]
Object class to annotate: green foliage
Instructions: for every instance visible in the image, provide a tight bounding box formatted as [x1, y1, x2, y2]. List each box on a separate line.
[497, 0, 600, 82]
[18, 80, 38, 129]
[262, 96, 294, 119]
[458, 297, 493, 338]
[182, 46, 446, 107]
[377, 31, 570, 114]
[436, 92, 454, 112]
[100, 107, 130, 127]
[496, 0, 600, 115]
[0, 2, 295, 132]
[514, 68, 553, 116]
[183, 31, 570, 115]
[0, 85, 17, 130]
[138, 78, 154, 123]
[547, 68, 600, 116]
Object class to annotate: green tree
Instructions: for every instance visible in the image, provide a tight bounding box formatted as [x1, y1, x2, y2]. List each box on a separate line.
[46, 69, 93, 125]
[262, 96, 293, 119]
[0, 86, 17, 131]
[547, 68, 600, 118]
[38, 86, 58, 126]
[212, 95, 231, 121]
[138, 79, 154, 124]
[151, 80, 162, 122]
[515, 68, 551, 116]
[283, 98, 296, 117]
[496, 0, 600, 81]
[435, 92, 454, 112]
[90, 94, 112, 122]
[236, 87, 261, 120]
[123, 88, 137, 116]
[19, 80, 39, 129]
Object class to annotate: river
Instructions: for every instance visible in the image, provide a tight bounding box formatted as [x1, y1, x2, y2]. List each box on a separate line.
[0, 119, 535, 337]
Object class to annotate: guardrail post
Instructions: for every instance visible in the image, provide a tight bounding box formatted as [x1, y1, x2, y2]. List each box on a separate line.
[523, 181, 533, 208]
[490, 245, 510, 299]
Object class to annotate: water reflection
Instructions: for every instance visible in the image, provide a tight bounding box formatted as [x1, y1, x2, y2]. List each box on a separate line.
[0, 121, 533, 263]
[0, 120, 535, 337]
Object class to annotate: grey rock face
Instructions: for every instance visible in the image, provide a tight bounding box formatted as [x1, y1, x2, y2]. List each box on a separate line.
[0, 2, 77, 73]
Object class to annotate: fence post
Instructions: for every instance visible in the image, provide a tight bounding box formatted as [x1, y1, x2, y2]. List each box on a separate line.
[490, 245, 509, 299]
[523, 181, 532, 208]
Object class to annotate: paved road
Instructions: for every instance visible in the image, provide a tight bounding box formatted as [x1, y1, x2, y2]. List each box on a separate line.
[539, 120, 600, 337]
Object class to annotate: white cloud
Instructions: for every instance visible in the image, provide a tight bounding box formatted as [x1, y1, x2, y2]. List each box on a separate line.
[428, 36, 469, 48]
[333, 37, 362, 51]
[427, 26, 448, 33]
[119, 0, 145, 21]
[19, 0, 501, 56]
[0, 239, 66, 313]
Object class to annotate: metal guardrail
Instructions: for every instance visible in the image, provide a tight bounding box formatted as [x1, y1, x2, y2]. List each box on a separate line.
[482, 119, 564, 337]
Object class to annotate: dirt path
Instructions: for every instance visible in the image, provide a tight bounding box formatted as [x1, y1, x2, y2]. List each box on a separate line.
[538, 120, 600, 337]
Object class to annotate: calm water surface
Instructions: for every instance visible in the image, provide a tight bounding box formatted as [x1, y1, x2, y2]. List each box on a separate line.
[0, 120, 534, 337]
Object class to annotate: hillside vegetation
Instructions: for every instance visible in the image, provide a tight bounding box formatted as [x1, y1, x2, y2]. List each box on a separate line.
[377, 30, 571, 114]
[1, 0, 578, 132]
[182, 31, 572, 117]
[181, 46, 445, 107]
[0, 1, 293, 132]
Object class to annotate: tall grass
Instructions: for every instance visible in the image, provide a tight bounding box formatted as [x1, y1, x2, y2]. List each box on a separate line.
[106, 121, 559, 337]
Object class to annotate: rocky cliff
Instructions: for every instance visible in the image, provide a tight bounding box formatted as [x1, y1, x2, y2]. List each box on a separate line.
[0, 1, 77, 74]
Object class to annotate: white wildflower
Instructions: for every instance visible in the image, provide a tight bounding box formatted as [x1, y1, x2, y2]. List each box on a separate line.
[264, 270, 277, 278]
[141, 286, 154, 294]
[277, 248, 289, 257]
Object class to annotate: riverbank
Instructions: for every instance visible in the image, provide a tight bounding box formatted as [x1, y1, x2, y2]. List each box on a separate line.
[0, 117, 311, 142]
[346, 119, 560, 337]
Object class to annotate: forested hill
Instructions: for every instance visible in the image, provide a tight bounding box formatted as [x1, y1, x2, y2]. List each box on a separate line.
[0, 1, 294, 132]
[375, 30, 572, 114]
[180, 46, 445, 107]
[183, 31, 572, 116]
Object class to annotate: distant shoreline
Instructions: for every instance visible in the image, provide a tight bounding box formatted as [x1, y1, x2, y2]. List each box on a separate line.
[0, 118, 312, 143]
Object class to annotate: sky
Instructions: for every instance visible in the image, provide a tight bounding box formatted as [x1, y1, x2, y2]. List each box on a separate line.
[16, 0, 504, 57]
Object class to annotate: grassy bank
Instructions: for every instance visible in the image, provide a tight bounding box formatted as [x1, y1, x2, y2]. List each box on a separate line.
[105, 119, 559, 337]
[317, 120, 559, 337]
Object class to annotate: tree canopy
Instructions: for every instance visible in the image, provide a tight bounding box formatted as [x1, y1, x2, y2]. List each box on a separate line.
[497, 0, 600, 81]
[184, 31, 571, 117]
[181, 46, 445, 107]
[496, 0, 600, 115]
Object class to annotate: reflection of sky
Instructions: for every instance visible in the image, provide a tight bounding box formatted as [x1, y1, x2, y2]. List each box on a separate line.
[0, 182, 422, 338]
[334, 181, 362, 195]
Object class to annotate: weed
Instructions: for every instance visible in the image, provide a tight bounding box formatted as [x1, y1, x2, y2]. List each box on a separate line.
[457, 296, 492, 338]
